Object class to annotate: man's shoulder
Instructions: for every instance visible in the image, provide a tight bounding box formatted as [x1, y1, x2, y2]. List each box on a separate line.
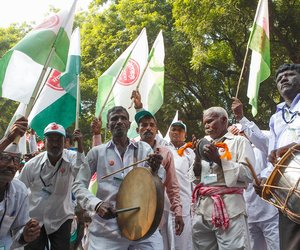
[156, 145, 172, 155]
[135, 140, 152, 150]
[25, 151, 46, 166]
[88, 142, 109, 153]
[10, 178, 28, 195]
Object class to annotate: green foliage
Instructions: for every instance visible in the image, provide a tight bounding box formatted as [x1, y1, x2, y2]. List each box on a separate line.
[1, 0, 300, 146]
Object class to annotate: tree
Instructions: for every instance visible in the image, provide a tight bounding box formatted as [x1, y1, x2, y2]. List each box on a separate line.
[172, 0, 299, 130]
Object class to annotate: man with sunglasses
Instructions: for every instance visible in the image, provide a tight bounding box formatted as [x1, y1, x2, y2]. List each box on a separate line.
[0, 116, 40, 249]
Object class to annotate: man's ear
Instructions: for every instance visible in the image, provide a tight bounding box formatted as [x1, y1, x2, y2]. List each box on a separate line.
[136, 126, 140, 133]
[222, 116, 228, 124]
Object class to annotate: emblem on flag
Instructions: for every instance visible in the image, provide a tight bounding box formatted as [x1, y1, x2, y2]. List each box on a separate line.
[117, 59, 140, 86]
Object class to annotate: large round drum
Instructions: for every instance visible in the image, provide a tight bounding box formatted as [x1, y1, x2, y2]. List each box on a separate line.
[116, 167, 164, 241]
[262, 146, 300, 224]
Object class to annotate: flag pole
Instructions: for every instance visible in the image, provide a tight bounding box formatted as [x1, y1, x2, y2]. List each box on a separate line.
[74, 75, 80, 148]
[25, 49, 56, 117]
[14, 1, 77, 144]
[235, 48, 250, 98]
[75, 76, 80, 130]
[235, 0, 262, 98]
[98, 28, 146, 119]
[128, 30, 162, 109]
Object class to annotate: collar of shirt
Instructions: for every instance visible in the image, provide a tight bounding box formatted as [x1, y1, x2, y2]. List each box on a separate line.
[205, 132, 234, 143]
[40, 149, 71, 166]
[106, 139, 138, 150]
[276, 93, 300, 112]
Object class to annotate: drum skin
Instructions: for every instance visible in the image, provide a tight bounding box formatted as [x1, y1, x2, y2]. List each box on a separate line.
[262, 147, 300, 224]
[116, 167, 164, 241]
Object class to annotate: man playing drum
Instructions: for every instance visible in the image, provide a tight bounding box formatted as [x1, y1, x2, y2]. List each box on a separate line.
[72, 106, 164, 250]
[232, 63, 300, 250]
[190, 107, 254, 250]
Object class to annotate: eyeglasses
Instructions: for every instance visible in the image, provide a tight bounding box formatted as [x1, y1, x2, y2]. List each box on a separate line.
[0, 152, 22, 165]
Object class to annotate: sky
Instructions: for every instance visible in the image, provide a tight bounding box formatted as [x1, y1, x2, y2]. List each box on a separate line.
[0, 0, 92, 28]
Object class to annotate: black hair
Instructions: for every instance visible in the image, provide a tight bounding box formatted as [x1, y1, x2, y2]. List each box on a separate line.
[107, 106, 129, 121]
[275, 64, 300, 79]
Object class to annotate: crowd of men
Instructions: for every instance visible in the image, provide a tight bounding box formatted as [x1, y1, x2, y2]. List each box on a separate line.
[0, 63, 299, 250]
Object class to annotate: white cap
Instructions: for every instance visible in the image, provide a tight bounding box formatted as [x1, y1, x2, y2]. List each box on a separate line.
[44, 123, 66, 137]
[171, 120, 187, 132]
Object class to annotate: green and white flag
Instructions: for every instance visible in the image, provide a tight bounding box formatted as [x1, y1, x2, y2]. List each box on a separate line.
[29, 27, 81, 138]
[0, 0, 77, 104]
[140, 30, 165, 115]
[128, 30, 165, 138]
[247, 0, 270, 116]
[95, 28, 149, 126]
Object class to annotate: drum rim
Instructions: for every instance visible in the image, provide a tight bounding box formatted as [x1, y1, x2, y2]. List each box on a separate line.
[116, 167, 164, 241]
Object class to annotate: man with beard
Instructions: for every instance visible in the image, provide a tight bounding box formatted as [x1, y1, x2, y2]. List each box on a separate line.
[190, 107, 254, 250]
[134, 110, 184, 250]
[0, 117, 40, 249]
[72, 106, 164, 250]
[18, 122, 85, 250]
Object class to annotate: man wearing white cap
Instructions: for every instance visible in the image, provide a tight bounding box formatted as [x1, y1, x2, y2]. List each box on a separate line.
[166, 120, 195, 250]
[0, 117, 41, 249]
[18, 122, 85, 250]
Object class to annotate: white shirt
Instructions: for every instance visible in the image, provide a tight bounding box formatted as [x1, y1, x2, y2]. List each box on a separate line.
[72, 140, 153, 239]
[0, 179, 29, 249]
[18, 149, 84, 234]
[244, 147, 278, 223]
[189, 132, 255, 219]
[166, 142, 195, 216]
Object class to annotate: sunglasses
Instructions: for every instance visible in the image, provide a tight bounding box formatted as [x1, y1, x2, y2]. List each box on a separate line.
[0, 152, 23, 165]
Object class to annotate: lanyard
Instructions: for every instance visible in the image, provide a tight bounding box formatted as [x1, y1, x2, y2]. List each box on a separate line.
[39, 159, 63, 187]
[282, 105, 299, 124]
[0, 187, 8, 230]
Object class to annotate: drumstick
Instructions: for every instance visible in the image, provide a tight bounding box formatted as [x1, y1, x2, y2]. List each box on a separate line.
[101, 157, 149, 179]
[116, 206, 140, 214]
[245, 157, 260, 186]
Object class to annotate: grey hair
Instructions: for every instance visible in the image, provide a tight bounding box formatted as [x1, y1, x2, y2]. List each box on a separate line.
[203, 107, 228, 120]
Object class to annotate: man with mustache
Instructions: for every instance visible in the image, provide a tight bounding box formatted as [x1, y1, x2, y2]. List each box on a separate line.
[232, 63, 300, 250]
[131, 90, 195, 250]
[0, 116, 40, 249]
[134, 110, 184, 250]
[190, 107, 255, 250]
[72, 106, 164, 250]
[18, 122, 85, 250]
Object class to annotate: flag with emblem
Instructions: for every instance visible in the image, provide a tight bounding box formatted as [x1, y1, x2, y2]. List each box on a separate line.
[95, 28, 148, 127]
[128, 30, 165, 138]
[29, 28, 81, 138]
[247, 0, 270, 116]
[0, 0, 77, 104]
